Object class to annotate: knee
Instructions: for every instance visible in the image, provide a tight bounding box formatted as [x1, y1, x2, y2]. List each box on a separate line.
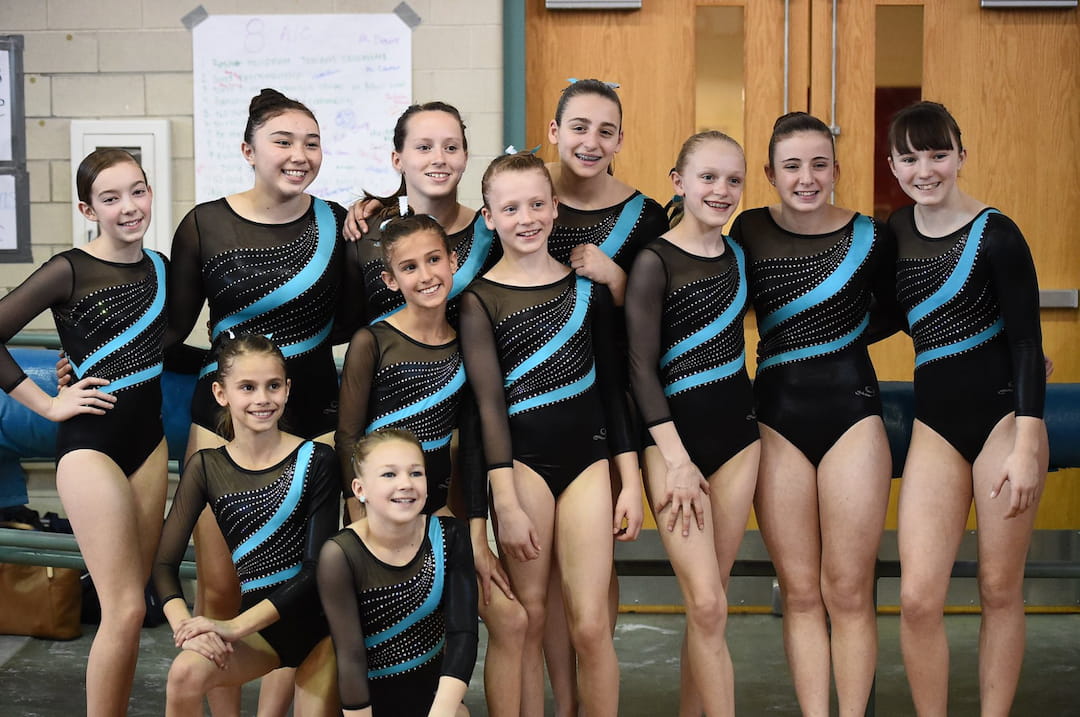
[899, 578, 946, 625]
[684, 589, 727, 634]
[483, 598, 529, 643]
[566, 610, 610, 654]
[167, 652, 212, 699]
[99, 589, 146, 632]
[978, 569, 1024, 612]
[778, 576, 824, 616]
[821, 571, 873, 616]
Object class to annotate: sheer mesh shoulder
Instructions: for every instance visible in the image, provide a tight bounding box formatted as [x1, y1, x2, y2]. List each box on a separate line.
[0, 255, 73, 392]
[458, 288, 514, 472]
[152, 449, 210, 605]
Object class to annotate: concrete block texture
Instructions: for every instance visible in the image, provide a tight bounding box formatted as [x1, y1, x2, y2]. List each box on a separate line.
[141, 0, 241, 29]
[52, 75, 146, 116]
[47, 0, 142, 30]
[234, 0, 335, 13]
[170, 118, 194, 159]
[27, 161, 51, 203]
[30, 202, 73, 249]
[23, 32, 98, 74]
[26, 118, 71, 161]
[23, 76, 51, 117]
[50, 161, 71, 204]
[98, 30, 192, 72]
[0, 1, 48, 31]
[146, 73, 194, 115]
[427, 0, 499, 25]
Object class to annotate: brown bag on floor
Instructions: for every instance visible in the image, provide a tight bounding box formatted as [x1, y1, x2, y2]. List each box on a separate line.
[0, 523, 82, 640]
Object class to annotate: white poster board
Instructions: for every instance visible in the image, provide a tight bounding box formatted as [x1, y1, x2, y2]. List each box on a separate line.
[0, 48, 12, 163]
[0, 174, 15, 251]
[193, 14, 411, 206]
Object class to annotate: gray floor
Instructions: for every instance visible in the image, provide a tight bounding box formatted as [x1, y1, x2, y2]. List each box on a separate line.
[1, 612, 1078, 716]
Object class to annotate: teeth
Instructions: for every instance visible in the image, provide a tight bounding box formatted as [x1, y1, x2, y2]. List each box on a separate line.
[518, 229, 540, 238]
[427, 172, 449, 178]
[795, 191, 816, 196]
[575, 153, 600, 162]
[704, 201, 729, 209]
[915, 182, 940, 190]
[283, 170, 305, 177]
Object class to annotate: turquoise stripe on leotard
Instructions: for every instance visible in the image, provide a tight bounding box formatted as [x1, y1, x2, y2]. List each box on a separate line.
[365, 363, 466, 432]
[757, 314, 869, 371]
[367, 637, 446, 678]
[240, 564, 301, 593]
[659, 238, 746, 369]
[504, 276, 592, 388]
[597, 193, 646, 258]
[906, 209, 998, 328]
[70, 249, 166, 386]
[231, 441, 314, 564]
[914, 317, 1003, 368]
[758, 214, 874, 335]
[210, 198, 336, 340]
[364, 517, 445, 649]
[664, 351, 745, 398]
[508, 364, 596, 417]
[449, 215, 494, 299]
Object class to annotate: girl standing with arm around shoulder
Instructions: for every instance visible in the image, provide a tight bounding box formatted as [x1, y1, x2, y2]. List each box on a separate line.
[625, 131, 759, 716]
[318, 428, 478, 717]
[458, 152, 642, 717]
[730, 112, 899, 717]
[152, 335, 340, 716]
[0, 149, 168, 716]
[886, 101, 1047, 716]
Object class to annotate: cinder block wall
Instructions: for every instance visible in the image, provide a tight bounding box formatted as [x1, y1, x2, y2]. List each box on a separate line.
[2, 0, 503, 328]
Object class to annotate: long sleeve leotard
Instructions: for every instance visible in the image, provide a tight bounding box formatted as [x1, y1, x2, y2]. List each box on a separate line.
[335, 322, 473, 514]
[166, 197, 354, 438]
[317, 515, 478, 715]
[889, 206, 1044, 462]
[730, 208, 897, 466]
[459, 273, 634, 499]
[0, 248, 167, 475]
[626, 237, 758, 475]
[152, 441, 339, 667]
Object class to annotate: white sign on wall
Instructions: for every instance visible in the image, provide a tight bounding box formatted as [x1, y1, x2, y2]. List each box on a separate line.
[192, 14, 412, 206]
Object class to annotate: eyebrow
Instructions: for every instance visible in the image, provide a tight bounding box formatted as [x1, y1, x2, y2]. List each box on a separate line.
[567, 116, 618, 129]
[269, 130, 321, 139]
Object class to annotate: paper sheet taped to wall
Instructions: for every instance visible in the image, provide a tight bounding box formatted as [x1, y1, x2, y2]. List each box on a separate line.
[193, 14, 411, 206]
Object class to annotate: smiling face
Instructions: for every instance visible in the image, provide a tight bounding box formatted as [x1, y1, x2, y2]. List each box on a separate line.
[380, 228, 458, 310]
[765, 130, 838, 214]
[78, 161, 153, 245]
[548, 93, 624, 180]
[352, 438, 427, 523]
[673, 139, 745, 231]
[243, 109, 322, 200]
[481, 167, 558, 258]
[888, 137, 965, 208]
[392, 110, 468, 201]
[212, 352, 290, 437]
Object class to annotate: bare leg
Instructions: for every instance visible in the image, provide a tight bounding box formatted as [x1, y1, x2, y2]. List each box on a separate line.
[971, 415, 1047, 717]
[292, 637, 339, 717]
[897, 420, 973, 717]
[555, 461, 620, 717]
[166, 633, 280, 717]
[817, 417, 891, 717]
[56, 441, 167, 717]
[544, 560, 579, 717]
[753, 424, 830, 717]
[500, 462, 556, 717]
[256, 668, 298, 717]
[478, 578, 528, 717]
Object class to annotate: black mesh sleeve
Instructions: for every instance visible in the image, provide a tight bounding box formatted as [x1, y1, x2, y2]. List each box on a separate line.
[317, 536, 372, 711]
[334, 328, 380, 494]
[152, 450, 210, 605]
[0, 256, 73, 393]
[457, 290, 514, 472]
[625, 247, 673, 428]
[457, 384, 490, 519]
[865, 219, 905, 343]
[329, 202, 366, 345]
[985, 214, 1045, 418]
[266, 444, 341, 619]
[163, 209, 210, 372]
[592, 283, 636, 456]
[439, 518, 479, 683]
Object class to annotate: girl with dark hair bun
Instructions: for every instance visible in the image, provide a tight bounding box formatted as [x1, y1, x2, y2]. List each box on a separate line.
[886, 100, 1047, 716]
[153, 333, 340, 717]
[165, 87, 356, 715]
[0, 149, 167, 715]
[342, 101, 501, 325]
[729, 111, 900, 716]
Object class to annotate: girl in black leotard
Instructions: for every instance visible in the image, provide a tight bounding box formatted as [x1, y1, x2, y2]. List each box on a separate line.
[729, 113, 898, 716]
[0, 149, 169, 715]
[318, 428, 478, 717]
[625, 131, 759, 716]
[459, 152, 641, 717]
[166, 89, 354, 716]
[153, 334, 339, 717]
[886, 101, 1047, 716]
